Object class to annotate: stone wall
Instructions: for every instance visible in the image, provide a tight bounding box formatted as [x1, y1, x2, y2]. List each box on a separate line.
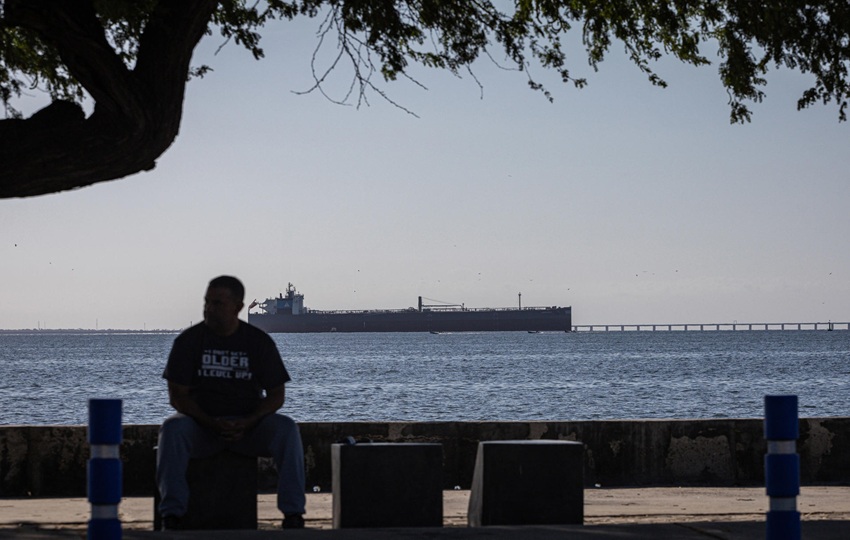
[0, 418, 847, 497]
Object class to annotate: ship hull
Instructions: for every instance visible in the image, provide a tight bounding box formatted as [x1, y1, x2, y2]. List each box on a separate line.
[249, 307, 571, 333]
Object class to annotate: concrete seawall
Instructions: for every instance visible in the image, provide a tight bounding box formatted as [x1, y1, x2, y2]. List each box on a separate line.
[1, 418, 847, 497]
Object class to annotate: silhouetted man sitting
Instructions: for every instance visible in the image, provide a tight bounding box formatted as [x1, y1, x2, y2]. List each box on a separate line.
[156, 275, 306, 530]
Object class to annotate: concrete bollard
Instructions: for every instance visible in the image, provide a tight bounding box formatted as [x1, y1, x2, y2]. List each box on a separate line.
[468, 440, 584, 526]
[87, 399, 122, 540]
[183, 451, 258, 529]
[153, 450, 258, 530]
[331, 442, 443, 528]
[764, 395, 801, 540]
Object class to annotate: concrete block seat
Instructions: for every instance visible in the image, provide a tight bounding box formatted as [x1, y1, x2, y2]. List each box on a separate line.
[154, 450, 258, 530]
[332, 442, 443, 528]
[468, 439, 584, 526]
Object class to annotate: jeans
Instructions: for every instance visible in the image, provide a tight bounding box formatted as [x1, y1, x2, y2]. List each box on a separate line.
[156, 412, 306, 517]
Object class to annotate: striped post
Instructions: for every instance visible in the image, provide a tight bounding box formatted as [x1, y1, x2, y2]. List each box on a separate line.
[764, 395, 800, 540]
[88, 399, 123, 540]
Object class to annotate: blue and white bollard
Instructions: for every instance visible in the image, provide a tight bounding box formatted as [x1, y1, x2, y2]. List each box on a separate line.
[88, 399, 123, 540]
[764, 395, 800, 540]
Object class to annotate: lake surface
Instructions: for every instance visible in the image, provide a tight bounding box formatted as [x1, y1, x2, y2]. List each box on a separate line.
[1, 330, 848, 425]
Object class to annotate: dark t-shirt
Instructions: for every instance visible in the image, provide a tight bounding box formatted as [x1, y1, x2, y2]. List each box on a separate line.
[162, 321, 290, 417]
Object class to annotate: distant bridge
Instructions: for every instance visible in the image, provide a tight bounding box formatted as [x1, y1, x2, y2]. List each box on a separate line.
[571, 321, 849, 332]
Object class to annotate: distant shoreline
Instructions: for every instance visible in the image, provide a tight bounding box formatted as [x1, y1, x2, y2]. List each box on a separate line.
[0, 329, 179, 335]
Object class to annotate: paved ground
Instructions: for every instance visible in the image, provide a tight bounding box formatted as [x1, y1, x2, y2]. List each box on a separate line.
[1, 487, 848, 539]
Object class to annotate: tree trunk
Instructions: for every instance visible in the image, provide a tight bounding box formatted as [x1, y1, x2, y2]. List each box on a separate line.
[0, 0, 219, 198]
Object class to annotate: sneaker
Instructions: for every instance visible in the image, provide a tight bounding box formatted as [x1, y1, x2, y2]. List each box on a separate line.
[282, 513, 305, 529]
[161, 514, 183, 531]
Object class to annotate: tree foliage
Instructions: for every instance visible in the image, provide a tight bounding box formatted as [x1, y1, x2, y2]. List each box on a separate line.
[1, 0, 849, 198]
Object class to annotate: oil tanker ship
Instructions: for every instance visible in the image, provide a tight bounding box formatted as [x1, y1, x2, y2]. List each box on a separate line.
[247, 284, 571, 333]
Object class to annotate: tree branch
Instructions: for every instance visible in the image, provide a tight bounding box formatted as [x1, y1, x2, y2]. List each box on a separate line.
[0, 0, 219, 198]
[5, 0, 136, 115]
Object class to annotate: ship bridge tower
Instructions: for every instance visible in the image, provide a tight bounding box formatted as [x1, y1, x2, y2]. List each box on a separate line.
[272, 283, 304, 315]
[289, 284, 304, 314]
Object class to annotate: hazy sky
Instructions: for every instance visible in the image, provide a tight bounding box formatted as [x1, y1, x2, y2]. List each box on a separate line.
[2, 15, 849, 330]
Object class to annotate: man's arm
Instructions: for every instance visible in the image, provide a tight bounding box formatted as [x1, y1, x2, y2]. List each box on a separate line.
[167, 380, 219, 432]
[251, 383, 286, 422]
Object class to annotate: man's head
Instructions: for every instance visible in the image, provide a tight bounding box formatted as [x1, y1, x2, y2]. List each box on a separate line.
[203, 275, 245, 336]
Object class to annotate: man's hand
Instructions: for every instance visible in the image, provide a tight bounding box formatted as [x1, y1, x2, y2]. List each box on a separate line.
[214, 384, 286, 442]
[214, 416, 257, 442]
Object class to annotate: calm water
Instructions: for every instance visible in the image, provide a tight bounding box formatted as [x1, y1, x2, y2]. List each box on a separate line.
[1, 330, 848, 425]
